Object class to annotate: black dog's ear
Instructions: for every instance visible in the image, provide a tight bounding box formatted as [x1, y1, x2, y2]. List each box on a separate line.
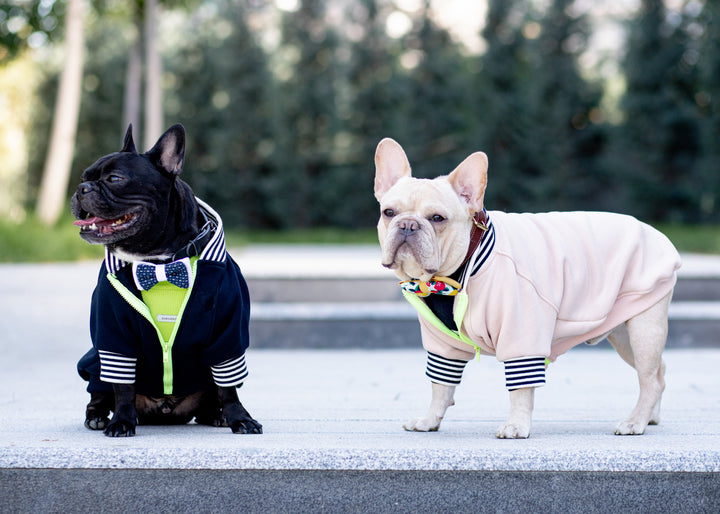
[146, 124, 186, 176]
[121, 124, 138, 154]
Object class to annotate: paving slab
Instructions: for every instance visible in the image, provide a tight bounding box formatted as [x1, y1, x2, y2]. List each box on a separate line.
[1, 251, 719, 511]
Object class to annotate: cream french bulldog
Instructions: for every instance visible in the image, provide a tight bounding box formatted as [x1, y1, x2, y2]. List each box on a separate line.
[374, 138, 681, 438]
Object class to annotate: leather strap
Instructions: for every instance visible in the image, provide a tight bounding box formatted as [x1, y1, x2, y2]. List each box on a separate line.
[461, 211, 489, 265]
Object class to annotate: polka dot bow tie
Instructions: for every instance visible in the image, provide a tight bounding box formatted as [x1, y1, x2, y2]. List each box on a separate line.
[132, 258, 192, 291]
[399, 276, 462, 297]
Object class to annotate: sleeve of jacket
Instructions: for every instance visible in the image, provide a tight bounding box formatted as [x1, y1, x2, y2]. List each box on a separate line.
[89, 265, 140, 385]
[199, 257, 251, 388]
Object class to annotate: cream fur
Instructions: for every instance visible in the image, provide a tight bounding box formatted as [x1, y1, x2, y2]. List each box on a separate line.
[374, 138, 675, 439]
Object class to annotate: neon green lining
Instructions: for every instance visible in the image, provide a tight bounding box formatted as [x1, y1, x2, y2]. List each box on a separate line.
[107, 257, 198, 394]
[402, 289, 484, 360]
[141, 282, 188, 341]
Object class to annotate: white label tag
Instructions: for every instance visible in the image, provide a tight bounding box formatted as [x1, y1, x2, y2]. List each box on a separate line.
[157, 314, 177, 323]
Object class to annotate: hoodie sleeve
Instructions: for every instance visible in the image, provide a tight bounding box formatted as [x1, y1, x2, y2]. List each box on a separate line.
[198, 257, 251, 388]
[89, 265, 140, 385]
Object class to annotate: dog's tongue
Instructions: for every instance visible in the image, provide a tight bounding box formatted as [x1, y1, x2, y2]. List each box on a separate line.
[73, 216, 106, 227]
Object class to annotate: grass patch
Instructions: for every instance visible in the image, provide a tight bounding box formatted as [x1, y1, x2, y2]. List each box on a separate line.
[0, 214, 104, 263]
[653, 223, 720, 254]
[1, 214, 717, 263]
[225, 227, 378, 247]
[0, 216, 379, 263]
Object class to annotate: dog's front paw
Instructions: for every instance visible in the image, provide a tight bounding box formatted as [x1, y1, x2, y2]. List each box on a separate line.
[614, 420, 646, 436]
[229, 417, 263, 434]
[103, 405, 137, 437]
[223, 403, 262, 434]
[495, 422, 530, 439]
[403, 416, 441, 432]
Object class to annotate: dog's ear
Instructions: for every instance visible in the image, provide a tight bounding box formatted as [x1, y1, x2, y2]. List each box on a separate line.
[374, 138, 412, 201]
[447, 152, 488, 213]
[121, 124, 138, 154]
[146, 124, 186, 176]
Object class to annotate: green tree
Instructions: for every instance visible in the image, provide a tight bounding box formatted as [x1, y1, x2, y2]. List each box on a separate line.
[618, 0, 701, 222]
[475, 0, 538, 211]
[0, 0, 64, 62]
[268, 0, 343, 228]
[696, 0, 720, 221]
[342, 0, 409, 227]
[169, 0, 273, 229]
[399, 1, 474, 180]
[526, 0, 608, 212]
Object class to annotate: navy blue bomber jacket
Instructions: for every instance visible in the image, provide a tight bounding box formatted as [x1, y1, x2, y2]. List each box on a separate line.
[77, 199, 250, 397]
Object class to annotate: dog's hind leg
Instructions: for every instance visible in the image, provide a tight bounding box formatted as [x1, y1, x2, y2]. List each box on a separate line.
[84, 391, 114, 430]
[403, 382, 455, 432]
[609, 292, 671, 435]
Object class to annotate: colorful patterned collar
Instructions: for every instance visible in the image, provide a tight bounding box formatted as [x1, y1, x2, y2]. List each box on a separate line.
[398, 211, 495, 296]
[400, 276, 462, 297]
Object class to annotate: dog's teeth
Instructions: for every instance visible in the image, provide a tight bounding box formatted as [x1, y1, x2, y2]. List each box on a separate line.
[90, 223, 97, 231]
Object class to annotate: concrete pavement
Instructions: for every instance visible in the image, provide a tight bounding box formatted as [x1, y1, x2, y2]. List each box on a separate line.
[1, 247, 720, 511]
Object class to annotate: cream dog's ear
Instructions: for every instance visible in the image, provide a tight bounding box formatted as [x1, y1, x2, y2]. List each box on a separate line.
[447, 152, 488, 213]
[374, 138, 412, 201]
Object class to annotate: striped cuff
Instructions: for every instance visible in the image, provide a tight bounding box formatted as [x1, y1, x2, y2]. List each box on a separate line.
[211, 355, 248, 387]
[98, 350, 137, 384]
[425, 352, 468, 386]
[504, 356, 547, 391]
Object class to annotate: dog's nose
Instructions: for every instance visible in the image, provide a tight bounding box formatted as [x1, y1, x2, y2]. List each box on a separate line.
[77, 182, 94, 195]
[398, 219, 419, 235]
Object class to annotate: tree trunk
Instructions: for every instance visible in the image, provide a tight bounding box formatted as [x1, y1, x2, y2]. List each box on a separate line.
[123, 29, 143, 141]
[36, 0, 85, 226]
[143, 0, 163, 150]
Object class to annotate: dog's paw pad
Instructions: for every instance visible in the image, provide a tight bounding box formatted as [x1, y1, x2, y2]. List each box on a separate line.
[84, 417, 108, 431]
[614, 421, 646, 435]
[495, 423, 530, 439]
[403, 417, 440, 432]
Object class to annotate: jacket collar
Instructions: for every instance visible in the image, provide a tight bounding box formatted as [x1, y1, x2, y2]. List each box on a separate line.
[105, 197, 227, 275]
[456, 210, 495, 285]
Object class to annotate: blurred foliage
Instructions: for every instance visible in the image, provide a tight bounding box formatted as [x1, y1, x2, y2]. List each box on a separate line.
[9, 0, 720, 232]
[0, 208, 717, 263]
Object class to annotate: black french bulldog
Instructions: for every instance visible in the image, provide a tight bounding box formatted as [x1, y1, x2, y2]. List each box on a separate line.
[72, 123, 262, 436]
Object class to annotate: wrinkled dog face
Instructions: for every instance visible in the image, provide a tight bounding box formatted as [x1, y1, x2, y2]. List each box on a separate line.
[71, 124, 188, 256]
[374, 139, 489, 282]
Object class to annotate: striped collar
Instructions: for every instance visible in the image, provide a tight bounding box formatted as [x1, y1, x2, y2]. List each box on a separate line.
[457, 211, 495, 285]
[105, 197, 227, 275]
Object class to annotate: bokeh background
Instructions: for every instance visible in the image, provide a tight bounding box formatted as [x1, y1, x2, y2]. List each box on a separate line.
[1, 0, 718, 236]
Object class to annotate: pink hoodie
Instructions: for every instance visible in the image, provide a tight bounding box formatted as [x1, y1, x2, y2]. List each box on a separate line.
[418, 211, 681, 363]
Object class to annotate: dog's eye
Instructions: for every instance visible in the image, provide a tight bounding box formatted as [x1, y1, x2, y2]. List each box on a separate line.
[430, 214, 445, 223]
[107, 175, 123, 183]
[383, 208, 395, 218]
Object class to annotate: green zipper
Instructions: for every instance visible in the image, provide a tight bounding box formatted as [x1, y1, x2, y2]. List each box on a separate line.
[106, 259, 198, 394]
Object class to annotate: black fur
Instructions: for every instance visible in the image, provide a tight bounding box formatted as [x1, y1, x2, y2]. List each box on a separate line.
[73, 124, 261, 437]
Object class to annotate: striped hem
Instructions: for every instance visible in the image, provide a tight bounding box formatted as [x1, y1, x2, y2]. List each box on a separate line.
[211, 355, 248, 387]
[425, 352, 468, 386]
[98, 350, 137, 384]
[504, 356, 547, 391]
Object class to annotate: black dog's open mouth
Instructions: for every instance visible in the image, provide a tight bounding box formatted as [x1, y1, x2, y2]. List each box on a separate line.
[73, 212, 138, 237]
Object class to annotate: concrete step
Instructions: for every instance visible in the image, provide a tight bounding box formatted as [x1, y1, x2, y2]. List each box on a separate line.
[246, 276, 720, 303]
[247, 300, 720, 349]
[2, 349, 719, 512]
